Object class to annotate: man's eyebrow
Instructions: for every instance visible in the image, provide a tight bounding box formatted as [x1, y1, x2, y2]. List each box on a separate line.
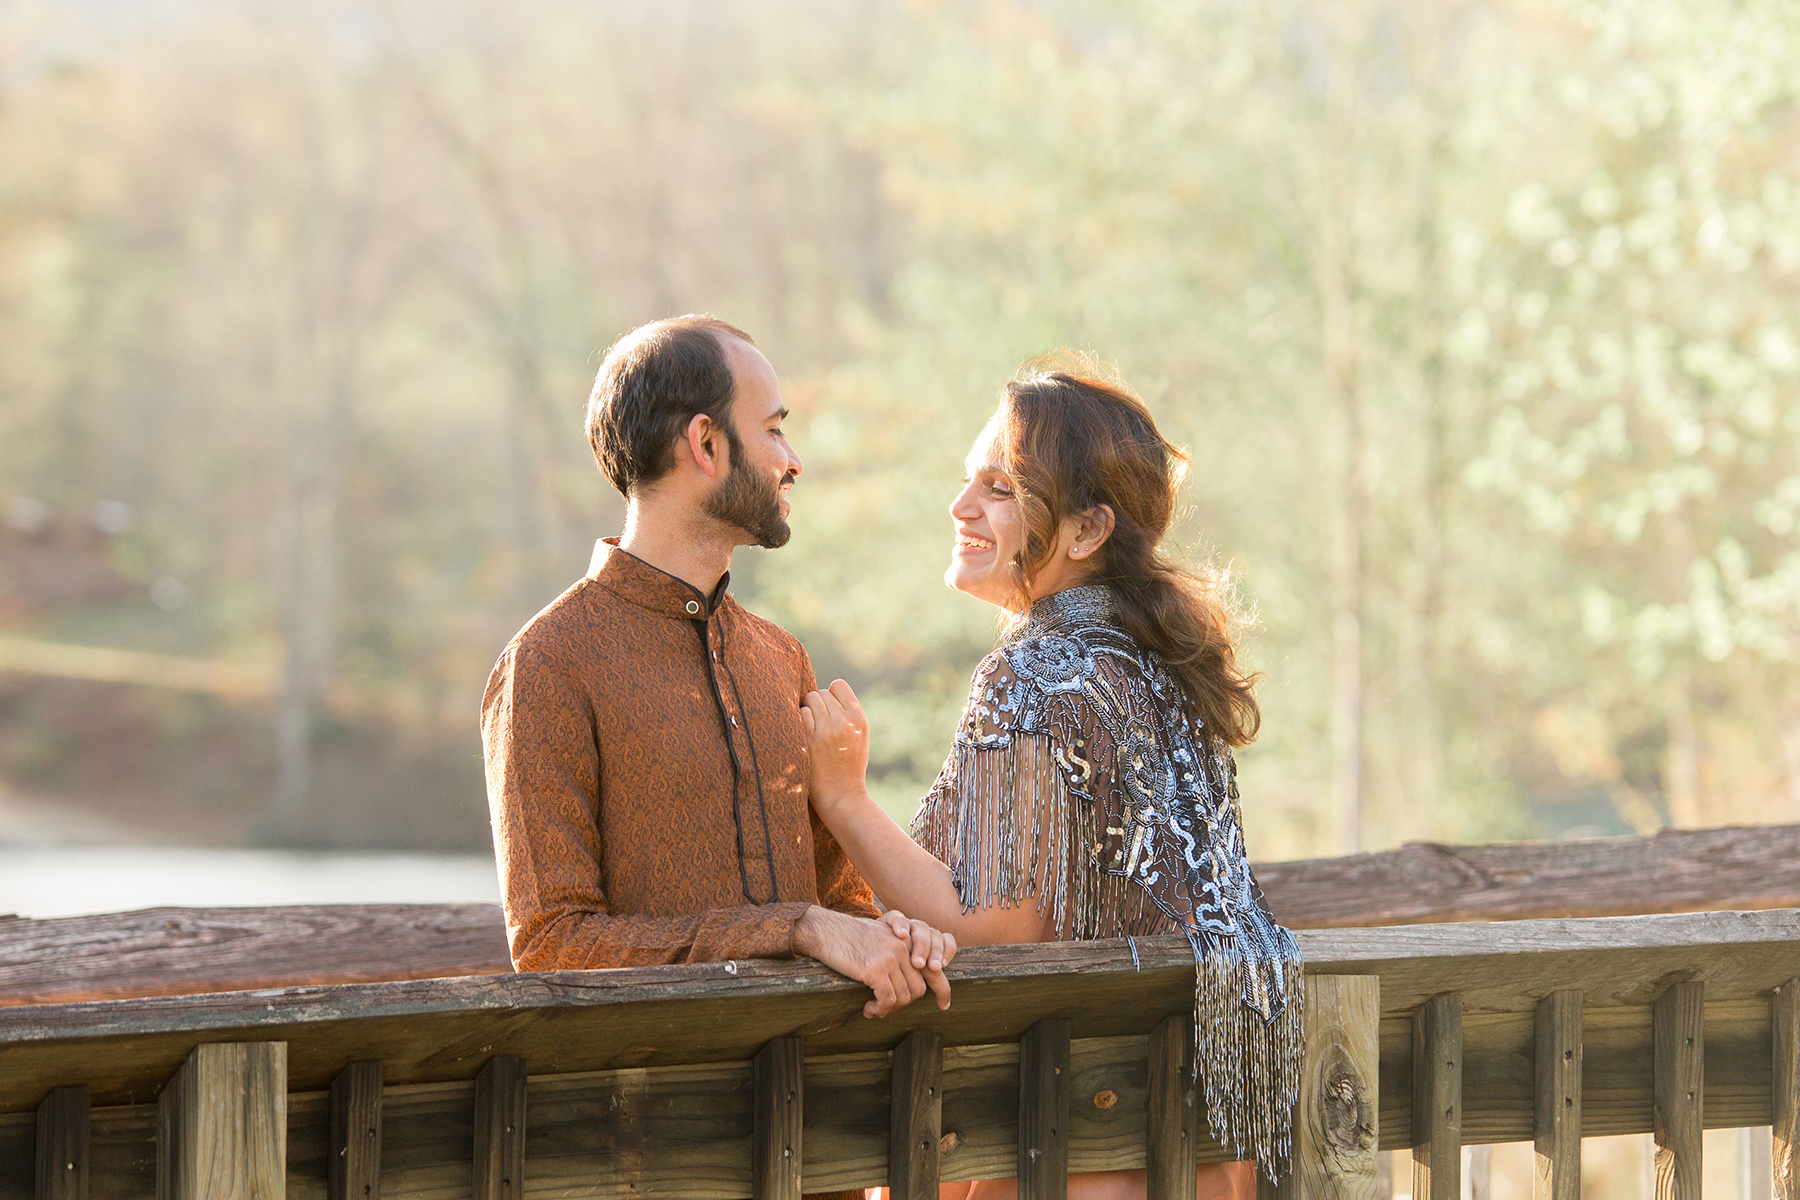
[769, 406, 790, 423]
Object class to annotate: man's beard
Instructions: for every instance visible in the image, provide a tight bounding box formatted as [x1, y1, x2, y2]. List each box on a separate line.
[703, 437, 792, 549]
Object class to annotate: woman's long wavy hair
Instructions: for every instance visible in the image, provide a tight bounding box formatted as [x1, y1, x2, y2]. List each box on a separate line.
[995, 353, 1261, 747]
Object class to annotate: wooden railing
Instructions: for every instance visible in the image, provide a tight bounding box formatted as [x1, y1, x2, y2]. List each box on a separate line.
[7, 822, 1800, 1008]
[0, 909, 1795, 1199]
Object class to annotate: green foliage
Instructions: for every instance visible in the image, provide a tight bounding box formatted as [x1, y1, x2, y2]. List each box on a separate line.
[1, 0, 1796, 850]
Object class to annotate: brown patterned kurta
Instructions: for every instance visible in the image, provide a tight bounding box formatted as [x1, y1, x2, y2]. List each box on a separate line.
[482, 539, 879, 973]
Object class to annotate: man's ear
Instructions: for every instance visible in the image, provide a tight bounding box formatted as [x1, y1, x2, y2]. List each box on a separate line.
[684, 413, 727, 480]
[1069, 504, 1116, 559]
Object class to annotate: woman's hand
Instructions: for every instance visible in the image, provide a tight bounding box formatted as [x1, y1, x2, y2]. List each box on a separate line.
[801, 679, 871, 816]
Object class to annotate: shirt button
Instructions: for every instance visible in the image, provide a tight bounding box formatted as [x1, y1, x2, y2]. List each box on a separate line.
[685, 600, 701, 615]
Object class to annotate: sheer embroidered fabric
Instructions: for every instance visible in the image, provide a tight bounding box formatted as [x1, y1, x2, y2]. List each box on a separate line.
[911, 584, 1303, 1177]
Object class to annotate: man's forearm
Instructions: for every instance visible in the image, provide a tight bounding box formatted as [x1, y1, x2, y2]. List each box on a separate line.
[511, 901, 814, 971]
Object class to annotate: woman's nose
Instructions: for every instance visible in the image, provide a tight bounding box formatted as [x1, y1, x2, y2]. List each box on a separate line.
[949, 482, 980, 519]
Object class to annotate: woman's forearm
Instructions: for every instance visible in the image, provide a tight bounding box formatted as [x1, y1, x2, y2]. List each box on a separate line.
[814, 792, 1051, 946]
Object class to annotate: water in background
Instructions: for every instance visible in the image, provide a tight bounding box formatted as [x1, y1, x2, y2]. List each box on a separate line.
[0, 847, 499, 919]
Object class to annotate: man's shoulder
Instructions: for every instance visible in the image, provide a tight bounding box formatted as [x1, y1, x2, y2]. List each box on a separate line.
[500, 576, 615, 662]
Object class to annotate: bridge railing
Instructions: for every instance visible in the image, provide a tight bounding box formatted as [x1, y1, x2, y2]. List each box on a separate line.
[0, 908, 1795, 1200]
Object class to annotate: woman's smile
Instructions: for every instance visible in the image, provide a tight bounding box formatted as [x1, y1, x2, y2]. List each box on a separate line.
[955, 532, 996, 556]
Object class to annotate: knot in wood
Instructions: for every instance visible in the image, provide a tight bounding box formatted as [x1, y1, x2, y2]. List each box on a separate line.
[939, 1131, 961, 1157]
[1093, 1088, 1119, 1110]
[1323, 1068, 1371, 1150]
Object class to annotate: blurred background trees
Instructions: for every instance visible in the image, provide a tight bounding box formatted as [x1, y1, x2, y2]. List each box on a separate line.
[0, 0, 1795, 857]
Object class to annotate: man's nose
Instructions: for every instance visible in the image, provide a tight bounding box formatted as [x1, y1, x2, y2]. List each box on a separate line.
[785, 444, 804, 479]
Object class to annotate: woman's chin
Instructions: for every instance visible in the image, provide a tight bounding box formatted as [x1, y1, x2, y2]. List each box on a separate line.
[945, 567, 1008, 608]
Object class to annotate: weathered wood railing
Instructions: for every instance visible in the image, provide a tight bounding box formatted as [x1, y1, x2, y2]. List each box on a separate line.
[9, 822, 1800, 1008]
[0, 909, 1795, 1198]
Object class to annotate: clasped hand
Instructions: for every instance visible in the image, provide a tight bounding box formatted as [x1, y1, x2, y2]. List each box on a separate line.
[794, 905, 958, 1017]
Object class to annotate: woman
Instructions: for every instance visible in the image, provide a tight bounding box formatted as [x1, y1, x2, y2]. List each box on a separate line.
[802, 356, 1303, 1200]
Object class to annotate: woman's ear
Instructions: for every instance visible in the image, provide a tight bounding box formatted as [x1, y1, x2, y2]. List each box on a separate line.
[1067, 504, 1115, 559]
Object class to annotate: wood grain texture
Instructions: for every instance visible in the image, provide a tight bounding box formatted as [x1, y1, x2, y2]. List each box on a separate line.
[1146, 1015, 1196, 1200]
[1019, 1019, 1071, 1200]
[3, 909, 1796, 1117]
[3, 823, 1795, 1010]
[1776, 979, 1797, 1200]
[1284, 975, 1379, 1200]
[1410, 994, 1460, 1200]
[0, 1012, 1787, 1200]
[887, 1031, 942, 1200]
[473, 1056, 525, 1200]
[752, 1038, 802, 1200]
[155, 1042, 287, 1200]
[1653, 983, 1704, 1200]
[1531, 990, 1581, 1200]
[1255, 823, 1800, 928]
[330, 1061, 381, 1200]
[33, 1086, 87, 1200]
[0, 905, 511, 1007]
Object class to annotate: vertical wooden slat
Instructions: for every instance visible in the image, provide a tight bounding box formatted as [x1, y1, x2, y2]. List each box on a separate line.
[1533, 989, 1582, 1200]
[1147, 1014, 1197, 1200]
[1653, 981, 1704, 1200]
[753, 1037, 803, 1200]
[1019, 1017, 1072, 1200]
[35, 1086, 89, 1200]
[473, 1056, 526, 1200]
[888, 1031, 943, 1200]
[1775, 977, 1798, 1200]
[1281, 974, 1379, 1200]
[1411, 993, 1462, 1200]
[330, 1062, 382, 1200]
[155, 1042, 287, 1200]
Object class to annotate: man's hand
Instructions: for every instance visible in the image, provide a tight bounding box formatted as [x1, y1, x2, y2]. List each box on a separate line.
[794, 905, 957, 1017]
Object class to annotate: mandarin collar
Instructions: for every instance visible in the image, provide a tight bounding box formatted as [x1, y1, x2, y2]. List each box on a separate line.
[588, 538, 730, 619]
[1020, 583, 1115, 638]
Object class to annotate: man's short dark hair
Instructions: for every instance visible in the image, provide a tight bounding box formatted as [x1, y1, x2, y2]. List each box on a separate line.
[586, 315, 755, 497]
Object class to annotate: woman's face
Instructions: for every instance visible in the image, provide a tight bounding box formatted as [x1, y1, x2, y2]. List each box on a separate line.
[945, 415, 1025, 608]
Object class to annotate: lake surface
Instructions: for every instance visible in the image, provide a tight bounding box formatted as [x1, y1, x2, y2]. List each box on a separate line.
[0, 847, 500, 918]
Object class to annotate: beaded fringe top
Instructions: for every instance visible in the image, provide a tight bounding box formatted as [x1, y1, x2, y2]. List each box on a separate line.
[911, 584, 1304, 1178]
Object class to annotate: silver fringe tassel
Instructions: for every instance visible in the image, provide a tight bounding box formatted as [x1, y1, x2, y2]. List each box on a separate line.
[914, 736, 1305, 1181]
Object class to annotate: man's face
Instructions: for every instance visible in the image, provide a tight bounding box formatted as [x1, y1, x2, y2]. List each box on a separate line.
[702, 339, 803, 548]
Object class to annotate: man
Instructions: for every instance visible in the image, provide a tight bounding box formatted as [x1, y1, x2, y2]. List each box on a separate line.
[482, 314, 954, 1026]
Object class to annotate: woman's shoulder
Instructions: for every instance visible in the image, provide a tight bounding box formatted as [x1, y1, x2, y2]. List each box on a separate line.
[958, 627, 1139, 739]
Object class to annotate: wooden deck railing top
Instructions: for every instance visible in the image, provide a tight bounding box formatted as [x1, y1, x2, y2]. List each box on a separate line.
[0, 908, 1795, 1199]
[4, 821, 1798, 1008]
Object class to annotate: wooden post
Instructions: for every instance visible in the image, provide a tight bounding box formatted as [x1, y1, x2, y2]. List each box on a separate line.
[473, 1056, 525, 1200]
[1281, 974, 1379, 1200]
[753, 1037, 803, 1200]
[888, 1031, 943, 1200]
[1019, 1017, 1072, 1200]
[35, 1086, 89, 1200]
[1532, 989, 1582, 1200]
[1411, 993, 1462, 1200]
[1776, 978, 1797, 1200]
[330, 1062, 382, 1200]
[155, 1042, 287, 1200]
[1653, 982, 1704, 1200]
[1147, 1015, 1197, 1200]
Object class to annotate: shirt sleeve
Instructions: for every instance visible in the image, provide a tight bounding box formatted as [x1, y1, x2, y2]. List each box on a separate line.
[482, 640, 812, 971]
